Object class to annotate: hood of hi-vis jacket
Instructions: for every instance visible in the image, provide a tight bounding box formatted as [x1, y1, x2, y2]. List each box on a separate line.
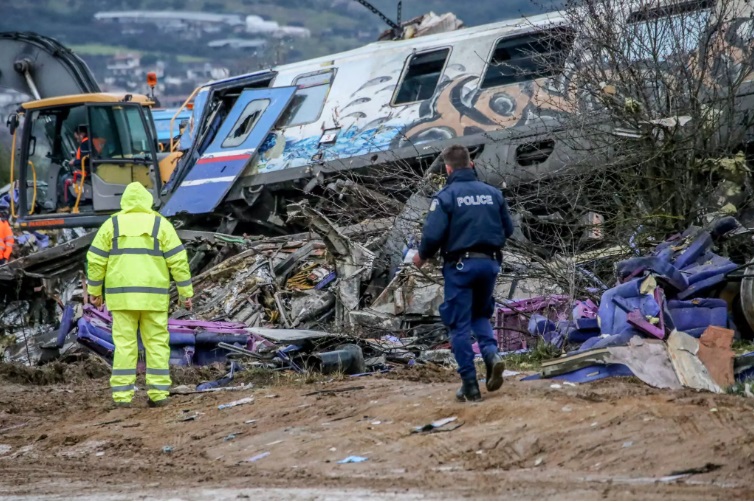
[120, 180, 155, 214]
[85, 182, 193, 311]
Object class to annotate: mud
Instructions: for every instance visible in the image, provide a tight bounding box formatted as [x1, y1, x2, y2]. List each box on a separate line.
[1, 369, 754, 500]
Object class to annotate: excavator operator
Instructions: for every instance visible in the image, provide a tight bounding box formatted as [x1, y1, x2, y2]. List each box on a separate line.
[59, 124, 91, 211]
[72, 124, 91, 169]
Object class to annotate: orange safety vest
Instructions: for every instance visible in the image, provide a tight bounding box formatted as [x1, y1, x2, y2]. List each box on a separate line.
[76, 136, 90, 162]
[0, 220, 14, 260]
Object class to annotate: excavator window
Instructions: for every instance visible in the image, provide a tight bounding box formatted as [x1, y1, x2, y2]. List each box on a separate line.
[87, 105, 153, 161]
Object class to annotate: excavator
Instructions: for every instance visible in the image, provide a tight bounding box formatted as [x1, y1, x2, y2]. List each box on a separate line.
[0, 32, 183, 231]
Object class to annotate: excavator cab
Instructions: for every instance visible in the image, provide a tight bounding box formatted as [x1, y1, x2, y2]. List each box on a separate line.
[9, 94, 163, 229]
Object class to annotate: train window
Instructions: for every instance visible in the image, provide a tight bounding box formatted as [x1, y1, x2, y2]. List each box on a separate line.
[481, 28, 574, 89]
[393, 48, 450, 105]
[278, 70, 335, 127]
[221, 99, 270, 148]
[626, 0, 711, 61]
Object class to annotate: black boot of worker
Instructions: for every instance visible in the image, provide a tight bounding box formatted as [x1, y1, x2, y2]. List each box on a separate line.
[485, 354, 505, 392]
[456, 379, 482, 402]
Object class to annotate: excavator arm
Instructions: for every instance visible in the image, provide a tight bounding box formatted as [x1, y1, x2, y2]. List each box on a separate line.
[0, 31, 99, 99]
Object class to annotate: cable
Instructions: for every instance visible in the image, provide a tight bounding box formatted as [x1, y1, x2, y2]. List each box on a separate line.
[27, 161, 37, 215]
[72, 156, 88, 214]
[8, 127, 17, 219]
[352, 0, 400, 30]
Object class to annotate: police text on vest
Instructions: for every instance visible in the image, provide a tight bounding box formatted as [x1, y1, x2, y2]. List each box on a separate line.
[457, 195, 493, 207]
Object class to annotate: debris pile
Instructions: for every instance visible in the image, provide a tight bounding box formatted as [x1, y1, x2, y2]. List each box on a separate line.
[3, 182, 754, 399]
[522, 216, 754, 392]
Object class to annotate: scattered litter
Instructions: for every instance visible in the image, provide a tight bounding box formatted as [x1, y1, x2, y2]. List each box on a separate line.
[563, 382, 577, 387]
[265, 394, 279, 399]
[171, 383, 254, 396]
[0, 445, 11, 455]
[246, 452, 270, 462]
[669, 463, 723, 476]
[371, 420, 382, 425]
[622, 441, 634, 448]
[550, 384, 562, 389]
[591, 422, 598, 427]
[710, 408, 718, 413]
[534, 457, 544, 466]
[224, 434, 238, 441]
[266, 440, 284, 446]
[244, 420, 257, 425]
[178, 412, 200, 422]
[412, 416, 462, 434]
[329, 447, 337, 452]
[561, 406, 573, 412]
[95, 451, 105, 457]
[337, 455, 368, 464]
[218, 397, 254, 410]
[162, 446, 173, 454]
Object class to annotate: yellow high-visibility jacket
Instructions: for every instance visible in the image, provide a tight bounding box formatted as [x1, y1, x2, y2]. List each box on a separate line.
[86, 182, 193, 311]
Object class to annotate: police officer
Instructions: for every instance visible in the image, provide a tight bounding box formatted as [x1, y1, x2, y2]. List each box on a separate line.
[413, 145, 514, 402]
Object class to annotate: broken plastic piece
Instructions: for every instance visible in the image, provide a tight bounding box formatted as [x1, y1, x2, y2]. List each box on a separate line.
[217, 397, 254, 410]
[337, 455, 368, 464]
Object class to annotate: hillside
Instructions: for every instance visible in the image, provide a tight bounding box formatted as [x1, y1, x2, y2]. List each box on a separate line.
[0, 0, 561, 72]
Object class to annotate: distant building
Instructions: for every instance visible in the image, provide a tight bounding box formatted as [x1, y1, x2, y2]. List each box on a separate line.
[208, 38, 267, 50]
[245, 15, 311, 38]
[94, 11, 244, 27]
[106, 53, 141, 76]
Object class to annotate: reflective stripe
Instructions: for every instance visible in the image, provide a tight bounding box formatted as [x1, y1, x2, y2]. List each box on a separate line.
[110, 248, 163, 256]
[111, 384, 135, 392]
[175, 279, 192, 287]
[106, 287, 170, 295]
[147, 384, 171, 391]
[163, 244, 185, 258]
[88, 246, 109, 258]
[111, 216, 120, 250]
[152, 217, 161, 239]
[111, 368, 136, 376]
[147, 368, 170, 376]
[87, 278, 103, 286]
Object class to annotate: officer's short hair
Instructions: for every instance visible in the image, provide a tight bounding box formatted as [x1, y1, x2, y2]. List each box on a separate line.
[442, 145, 471, 170]
[76, 124, 88, 135]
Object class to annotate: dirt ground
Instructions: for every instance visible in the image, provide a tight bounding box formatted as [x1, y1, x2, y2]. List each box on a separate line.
[1, 361, 754, 500]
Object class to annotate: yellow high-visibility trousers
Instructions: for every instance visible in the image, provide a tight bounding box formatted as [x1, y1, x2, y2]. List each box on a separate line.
[110, 310, 171, 403]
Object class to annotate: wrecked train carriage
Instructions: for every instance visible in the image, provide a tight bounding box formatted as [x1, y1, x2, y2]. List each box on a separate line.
[165, 0, 754, 231]
[161, 12, 578, 228]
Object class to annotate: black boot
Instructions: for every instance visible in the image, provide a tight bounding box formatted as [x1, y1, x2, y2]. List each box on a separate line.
[485, 354, 505, 392]
[456, 379, 482, 402]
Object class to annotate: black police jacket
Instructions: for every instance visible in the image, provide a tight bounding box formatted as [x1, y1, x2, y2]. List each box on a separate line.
[418, 168, 514, 260]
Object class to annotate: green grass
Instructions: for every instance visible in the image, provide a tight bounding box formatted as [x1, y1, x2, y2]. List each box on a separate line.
[69, 44, 207, 64]
[733, 340, 754, 355]
[501, 342, 562, 371]
[69, 43, 139, 56]
[177, 55, 208, 63]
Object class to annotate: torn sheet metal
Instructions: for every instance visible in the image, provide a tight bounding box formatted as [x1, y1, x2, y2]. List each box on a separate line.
[697, 326, 735, 388]
[667, 330, 723, 393]
[605, 337, 681, 390]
